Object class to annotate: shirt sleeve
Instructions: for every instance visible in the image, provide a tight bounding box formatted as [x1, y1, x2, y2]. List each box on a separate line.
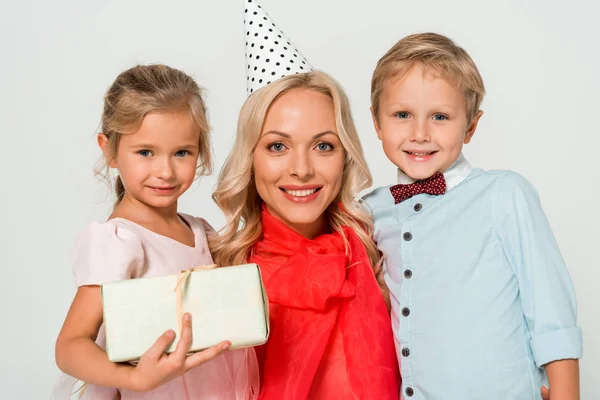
[494, 172, 582, 367]
[72, 221, 145, 287]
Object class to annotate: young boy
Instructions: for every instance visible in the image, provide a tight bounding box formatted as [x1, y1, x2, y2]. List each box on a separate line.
[364, 33, 582, 399]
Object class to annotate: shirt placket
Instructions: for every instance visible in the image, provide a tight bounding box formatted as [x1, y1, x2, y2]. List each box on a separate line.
[398, 201, 417, 399]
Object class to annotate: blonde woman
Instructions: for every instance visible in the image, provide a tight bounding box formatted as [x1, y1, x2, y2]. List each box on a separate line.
[210, 71, 400, 399]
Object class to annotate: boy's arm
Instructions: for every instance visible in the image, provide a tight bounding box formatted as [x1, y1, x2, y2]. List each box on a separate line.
[493, 172, 582, 392]
[545, 359, 580, 400]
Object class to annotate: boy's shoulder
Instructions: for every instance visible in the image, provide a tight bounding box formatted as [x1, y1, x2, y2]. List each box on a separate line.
[361, 185, 396, 210]
[361, 169, 538, 209]
[467, 169, 538, 196]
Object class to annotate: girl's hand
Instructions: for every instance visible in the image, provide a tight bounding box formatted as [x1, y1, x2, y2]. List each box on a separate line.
[129, 313, 231, 392]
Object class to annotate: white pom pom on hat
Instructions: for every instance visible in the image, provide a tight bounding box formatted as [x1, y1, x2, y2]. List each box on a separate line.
[244, 0, 314, 96]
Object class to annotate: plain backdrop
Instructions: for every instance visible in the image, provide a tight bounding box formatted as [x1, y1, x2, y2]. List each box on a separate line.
[1, 0, 598, 398]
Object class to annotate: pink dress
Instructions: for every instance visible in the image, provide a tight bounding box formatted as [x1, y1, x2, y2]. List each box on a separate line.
[51, 214, 259, 400]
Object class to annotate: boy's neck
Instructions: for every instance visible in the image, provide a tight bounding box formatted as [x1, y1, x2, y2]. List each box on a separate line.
[396, 153, 472, 192]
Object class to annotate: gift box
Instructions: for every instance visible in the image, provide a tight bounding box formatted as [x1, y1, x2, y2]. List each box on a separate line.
[101, 263, 269, 363]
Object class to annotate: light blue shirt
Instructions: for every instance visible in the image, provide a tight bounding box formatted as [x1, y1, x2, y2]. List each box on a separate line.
[363, 155, 582, 400]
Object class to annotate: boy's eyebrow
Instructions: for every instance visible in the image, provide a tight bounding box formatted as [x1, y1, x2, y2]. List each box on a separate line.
[262, 130, 338, 139]
[386, 102, 459, 110]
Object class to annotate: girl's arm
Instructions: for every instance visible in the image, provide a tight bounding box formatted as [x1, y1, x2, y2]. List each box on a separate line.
[55, 285, 230, 392]
[545, 359, 580, 400]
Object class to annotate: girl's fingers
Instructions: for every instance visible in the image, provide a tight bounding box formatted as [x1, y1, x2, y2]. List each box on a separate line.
[184, 341, 231, 371]
[143, 330, 176, 361]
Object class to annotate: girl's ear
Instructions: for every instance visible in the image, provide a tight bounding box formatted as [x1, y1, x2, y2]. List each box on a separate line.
[97, 133, 117, 168]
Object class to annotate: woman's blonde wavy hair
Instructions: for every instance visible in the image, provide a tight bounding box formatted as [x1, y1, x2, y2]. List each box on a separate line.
[210, 71, 388, 302]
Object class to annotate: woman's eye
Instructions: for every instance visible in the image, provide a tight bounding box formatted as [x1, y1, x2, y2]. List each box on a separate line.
[433, 114, 448, 121]
[315, 142, 334, 152]
[138, 150, 152, 157]
[268, 142, 286, 152]
[395, 111, 410, 119]
[175, 150, 189, 157]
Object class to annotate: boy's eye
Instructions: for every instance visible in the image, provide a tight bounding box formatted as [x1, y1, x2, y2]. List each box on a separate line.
[394, 111, 410, 119]
[267, 142, 287, 152]
[433, 114, 448, 121]
[175, 150, 189, 157]
[315, 142, 334, 152]
[138, 150, 152, 157]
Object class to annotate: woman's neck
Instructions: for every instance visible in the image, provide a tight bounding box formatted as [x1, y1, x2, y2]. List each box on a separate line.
[265, 204, 330, 240]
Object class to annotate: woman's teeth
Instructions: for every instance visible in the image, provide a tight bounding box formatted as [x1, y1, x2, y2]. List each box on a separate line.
[284, 188, 318, 197]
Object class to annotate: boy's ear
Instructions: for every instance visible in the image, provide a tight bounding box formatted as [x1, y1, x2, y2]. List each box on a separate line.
[370, 106, 383, 140]
[97, 133, 117, 168]
[464, 110, 484, 144]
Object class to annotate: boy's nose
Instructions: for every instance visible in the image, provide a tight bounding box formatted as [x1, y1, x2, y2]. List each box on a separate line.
[409, 121, 431, 142]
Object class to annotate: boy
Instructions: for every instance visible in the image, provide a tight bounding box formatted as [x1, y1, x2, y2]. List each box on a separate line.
[364, 33, 582, 399]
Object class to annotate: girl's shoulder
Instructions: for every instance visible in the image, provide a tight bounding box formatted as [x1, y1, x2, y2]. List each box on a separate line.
[72, 220, 145, 287]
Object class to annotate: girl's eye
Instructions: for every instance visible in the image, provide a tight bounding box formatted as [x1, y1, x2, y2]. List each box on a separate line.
[433, 114, 448, 121]
[315, 142, 334, 152]
[138, 150, 152, 157]
[268, 142, 287, 152]
[175, 150, 189, 157]
[394, 111, 410, 119]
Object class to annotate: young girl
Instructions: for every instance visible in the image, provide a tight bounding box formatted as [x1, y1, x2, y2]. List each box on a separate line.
[53, 64, 258, 399]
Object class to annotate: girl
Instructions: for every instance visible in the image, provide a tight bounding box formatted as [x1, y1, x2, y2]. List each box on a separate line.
[53, 64, 258, 399]
[210, 71, 400, 399]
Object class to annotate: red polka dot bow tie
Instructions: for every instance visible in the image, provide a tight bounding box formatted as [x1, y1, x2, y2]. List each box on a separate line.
[390, 172, 447, 204]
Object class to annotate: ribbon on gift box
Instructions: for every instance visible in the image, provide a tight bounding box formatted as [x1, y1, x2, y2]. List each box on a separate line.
[173, 264, 217, 334]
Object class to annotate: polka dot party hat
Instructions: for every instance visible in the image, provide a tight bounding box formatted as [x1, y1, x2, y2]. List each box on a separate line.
[244, 0, 313, 95]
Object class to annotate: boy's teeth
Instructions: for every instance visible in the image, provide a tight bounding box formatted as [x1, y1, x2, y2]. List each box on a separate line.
[410, 151, 433, 157]
[285, 188, 317, 197]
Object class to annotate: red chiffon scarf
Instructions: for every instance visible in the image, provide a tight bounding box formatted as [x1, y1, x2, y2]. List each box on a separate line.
[250, 206, 400, 399]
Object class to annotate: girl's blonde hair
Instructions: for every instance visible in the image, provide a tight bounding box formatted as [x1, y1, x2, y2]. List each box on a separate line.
[97, 64, 212, 207]
[210, 71, 387, 303]
[372, 32, 486, 122]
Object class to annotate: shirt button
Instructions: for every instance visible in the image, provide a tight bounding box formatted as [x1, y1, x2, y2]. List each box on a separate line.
[405, 387, 414, 397]
[403, 232, 412, 241]
[401, 307, 411, 317]
[402, 347, 410, 357]
[414, 203, 422, 212]
[404, 269, 413, 279]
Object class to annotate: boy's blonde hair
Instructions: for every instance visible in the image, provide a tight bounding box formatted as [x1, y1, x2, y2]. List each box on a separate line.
[210, 71, 388, 305]
[97, 64, 212, 207]
[371, 32, 486, 121]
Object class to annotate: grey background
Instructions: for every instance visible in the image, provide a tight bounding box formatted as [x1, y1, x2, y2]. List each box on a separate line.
[1, 0, 598, 398]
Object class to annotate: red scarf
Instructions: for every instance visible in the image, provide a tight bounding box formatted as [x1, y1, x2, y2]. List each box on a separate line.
[250, 207, 400, 399]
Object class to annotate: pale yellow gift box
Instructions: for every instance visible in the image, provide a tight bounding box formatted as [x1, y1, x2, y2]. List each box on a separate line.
[101, 263, 269, 363]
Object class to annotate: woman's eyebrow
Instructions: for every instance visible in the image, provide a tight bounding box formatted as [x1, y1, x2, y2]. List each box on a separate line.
[262, 130, 337, 139]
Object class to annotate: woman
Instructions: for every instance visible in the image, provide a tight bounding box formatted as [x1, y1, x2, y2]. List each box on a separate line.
[210, 71, 400, 399]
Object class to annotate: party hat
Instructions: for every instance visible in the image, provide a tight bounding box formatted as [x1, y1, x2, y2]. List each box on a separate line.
[244, 0, 313, 95]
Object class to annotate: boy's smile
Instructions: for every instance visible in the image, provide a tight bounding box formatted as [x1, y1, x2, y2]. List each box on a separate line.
[372, 64, 482, 180]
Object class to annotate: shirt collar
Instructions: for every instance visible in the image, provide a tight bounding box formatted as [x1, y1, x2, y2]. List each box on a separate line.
[396, 153, 472, 192]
